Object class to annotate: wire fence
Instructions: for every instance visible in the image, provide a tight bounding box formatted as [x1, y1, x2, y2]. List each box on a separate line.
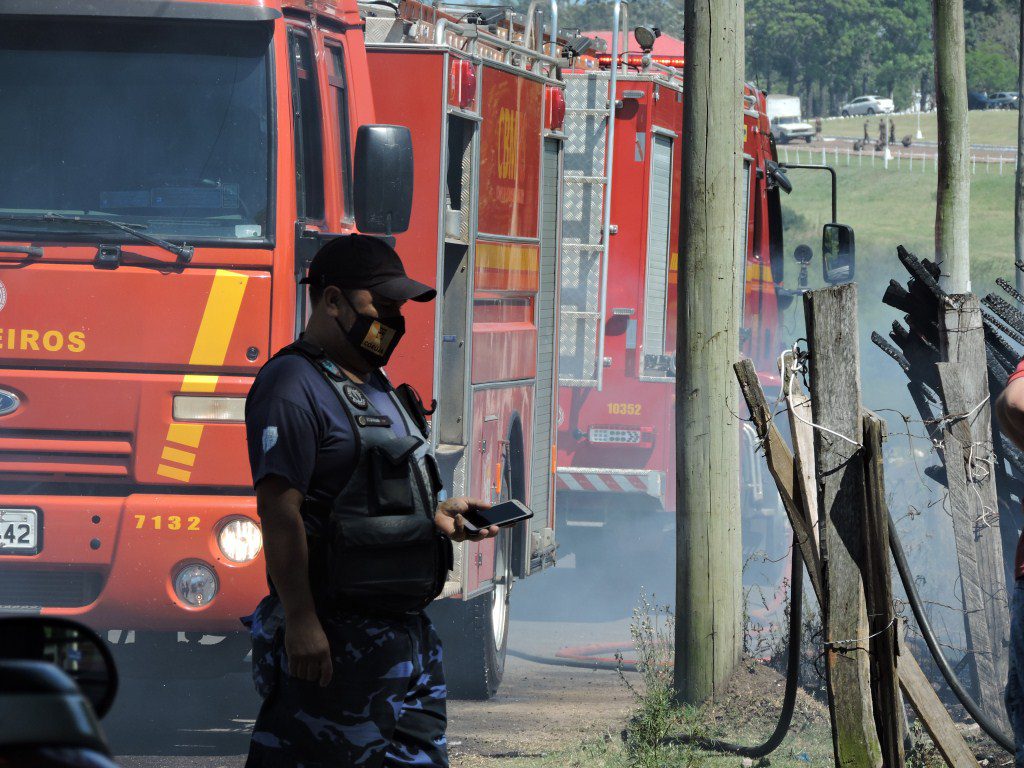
[778, 143, 1018, 176]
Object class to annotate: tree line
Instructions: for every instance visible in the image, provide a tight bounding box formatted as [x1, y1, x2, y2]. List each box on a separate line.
[558, 0, 1020, 114]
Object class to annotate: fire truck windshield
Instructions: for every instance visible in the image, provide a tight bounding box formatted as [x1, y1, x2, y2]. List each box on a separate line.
[0, 18, 272, 244]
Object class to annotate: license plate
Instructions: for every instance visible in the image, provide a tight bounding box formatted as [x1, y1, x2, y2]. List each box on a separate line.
[0, 509, 38, 554]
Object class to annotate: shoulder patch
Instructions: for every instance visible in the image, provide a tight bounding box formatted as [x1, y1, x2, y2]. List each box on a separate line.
[318, 358, 344, 380]
[343, 383, 369, 410]
[262, 426, 279, 453]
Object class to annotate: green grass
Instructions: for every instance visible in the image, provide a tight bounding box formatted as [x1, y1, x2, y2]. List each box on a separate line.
[777, 158, 1017, 295]
[821, 109, 1019, 147]
[457, 730, 836, 768]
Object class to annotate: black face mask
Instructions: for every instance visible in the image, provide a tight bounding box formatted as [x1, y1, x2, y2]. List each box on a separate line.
[337, 294, 405, 368]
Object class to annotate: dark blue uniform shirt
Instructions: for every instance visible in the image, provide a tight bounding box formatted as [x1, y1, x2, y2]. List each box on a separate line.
[245, 352, 408, 508]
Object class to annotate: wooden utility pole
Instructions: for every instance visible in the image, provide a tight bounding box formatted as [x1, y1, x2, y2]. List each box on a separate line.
[932, 0, 971, 292]
[674, 0, 743, 703]
[1016, 3, 1024, 294]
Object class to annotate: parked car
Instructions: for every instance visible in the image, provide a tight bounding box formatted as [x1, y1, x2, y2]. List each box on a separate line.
[968, 91, 993, 110]
[840, 95, 895, 116]
[987, 91, 1019, 109]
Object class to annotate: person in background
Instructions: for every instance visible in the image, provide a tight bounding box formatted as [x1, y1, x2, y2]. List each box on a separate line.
[996, 363, 1024, 764]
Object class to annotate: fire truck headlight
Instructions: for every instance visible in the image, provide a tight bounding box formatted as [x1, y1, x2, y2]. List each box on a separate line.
[173, 563, 218, 607]
[217, 517, 263, 563]
[172, 395, 245, 422]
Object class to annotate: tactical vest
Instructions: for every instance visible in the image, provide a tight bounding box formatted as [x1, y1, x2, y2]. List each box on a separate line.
[277, 342, 453, 614]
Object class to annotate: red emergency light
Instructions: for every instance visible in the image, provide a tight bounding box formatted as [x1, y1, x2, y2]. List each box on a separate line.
[545, 86, 566, 132]
[448, 58, 476, 110]
[594, 53, 685, 69]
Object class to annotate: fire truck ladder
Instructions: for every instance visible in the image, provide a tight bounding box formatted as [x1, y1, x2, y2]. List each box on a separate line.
[558, 2, 624, 390]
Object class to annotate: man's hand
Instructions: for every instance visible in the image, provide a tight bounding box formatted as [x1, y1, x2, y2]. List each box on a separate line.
[285, 612, 333, 687]
[435, 496, 499, 542]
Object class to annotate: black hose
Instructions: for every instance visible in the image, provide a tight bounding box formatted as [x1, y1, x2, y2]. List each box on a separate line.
[658, 539, 805, 757]
[888, 515, 1015, 753]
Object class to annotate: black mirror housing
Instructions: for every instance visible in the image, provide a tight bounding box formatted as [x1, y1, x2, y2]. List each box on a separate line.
[765, 160, 792, 194]
[353, 125, 413, 235]
[0, 616, 118, 718]
[822, 223, 855, 284]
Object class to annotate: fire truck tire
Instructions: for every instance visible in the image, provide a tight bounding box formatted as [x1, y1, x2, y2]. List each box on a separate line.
[428, 529, 512, 700]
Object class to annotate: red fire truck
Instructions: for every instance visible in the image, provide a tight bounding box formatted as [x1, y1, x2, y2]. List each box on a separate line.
[0, 0, 560, 699]
[554, 19, 792, 565]
[358, 0, 564, 697]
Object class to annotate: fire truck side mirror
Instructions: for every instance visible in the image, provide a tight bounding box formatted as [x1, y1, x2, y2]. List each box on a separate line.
[353, 125, 414, 235]
[822, 223, 855, 285]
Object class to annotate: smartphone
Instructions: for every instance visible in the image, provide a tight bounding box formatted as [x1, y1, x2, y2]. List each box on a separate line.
[461, 499, 534, 534]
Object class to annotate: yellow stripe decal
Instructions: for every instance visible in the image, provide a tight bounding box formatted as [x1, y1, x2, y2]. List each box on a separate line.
[161, 446, 197, 467]
[166, 423, 204, 449]
[181, 374, 219, 394]
[475, 242, 539, 273]
[158, 269, 250, 484]
[189, 270, 249, 365]
[157, 464, 192, 483]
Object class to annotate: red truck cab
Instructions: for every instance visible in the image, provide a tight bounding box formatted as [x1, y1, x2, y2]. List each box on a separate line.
[0, 0, 412, 669]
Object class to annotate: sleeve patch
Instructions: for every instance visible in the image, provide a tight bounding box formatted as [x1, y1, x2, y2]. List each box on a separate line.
[262, 426, 279, 453]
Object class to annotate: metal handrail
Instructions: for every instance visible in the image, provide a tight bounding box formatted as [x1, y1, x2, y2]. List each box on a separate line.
[523, 0, 559, 58]
[642, 57, 684, 87]
[432, 7, 560, 72]
[548, 0, 558, 57]
[595, 0, 626, 391]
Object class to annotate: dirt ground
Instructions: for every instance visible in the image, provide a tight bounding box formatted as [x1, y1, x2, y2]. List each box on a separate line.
[111, 561, 654, 768]
[448, 634, 639, 764]
[111, 560, 1017, 768]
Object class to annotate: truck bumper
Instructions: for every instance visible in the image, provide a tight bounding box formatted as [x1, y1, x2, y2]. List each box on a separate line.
[0, 494, 265, 632]
[555, 468, 668, 529]
[555, 467, 664, 498]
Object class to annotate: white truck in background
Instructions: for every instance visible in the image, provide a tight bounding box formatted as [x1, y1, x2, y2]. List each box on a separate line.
[766, 94, 814, 144]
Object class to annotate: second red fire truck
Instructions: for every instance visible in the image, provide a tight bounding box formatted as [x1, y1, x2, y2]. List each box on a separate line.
[553, 17, 802, 568]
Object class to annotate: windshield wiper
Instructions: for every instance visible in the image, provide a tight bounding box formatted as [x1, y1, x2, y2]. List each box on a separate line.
[0, 213, 194, 264]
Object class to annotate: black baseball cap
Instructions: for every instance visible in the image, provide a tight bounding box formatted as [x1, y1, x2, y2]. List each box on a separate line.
[299, 234, 437, 302]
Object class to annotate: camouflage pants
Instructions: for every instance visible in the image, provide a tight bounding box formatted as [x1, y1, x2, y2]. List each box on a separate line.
[244, 596, 448, 767]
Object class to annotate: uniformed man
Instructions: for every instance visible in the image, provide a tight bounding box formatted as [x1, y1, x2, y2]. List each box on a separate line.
[243, 234, 499, 767]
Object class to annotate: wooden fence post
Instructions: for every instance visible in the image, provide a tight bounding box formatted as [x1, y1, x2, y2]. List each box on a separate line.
[738, 356, 978, 768]
[937, 294, 1011, 729]
[862, 414, 905, 768]
[735, 359, 824, 600]
[804, 284, 882, 768]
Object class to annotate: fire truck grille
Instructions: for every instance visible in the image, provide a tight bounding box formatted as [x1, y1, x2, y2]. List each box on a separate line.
[0, 431, 133, 479]
[0, 568, 106, 608]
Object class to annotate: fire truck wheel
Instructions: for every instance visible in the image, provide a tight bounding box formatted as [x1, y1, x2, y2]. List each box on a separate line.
[428, 529, 512, 700]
